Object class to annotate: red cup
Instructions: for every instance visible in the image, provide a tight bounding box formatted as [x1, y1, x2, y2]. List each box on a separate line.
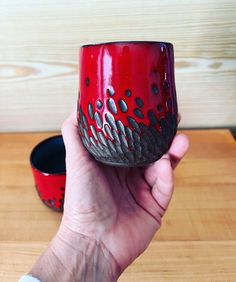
[30, 135, 66, 211]
[78, 41, 178, 167]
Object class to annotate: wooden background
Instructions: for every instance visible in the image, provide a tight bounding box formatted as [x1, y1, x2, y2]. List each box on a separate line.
[0, 0, 236, 132]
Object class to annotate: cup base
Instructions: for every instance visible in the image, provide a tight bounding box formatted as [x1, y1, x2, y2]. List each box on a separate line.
[95, 157, 160, 167]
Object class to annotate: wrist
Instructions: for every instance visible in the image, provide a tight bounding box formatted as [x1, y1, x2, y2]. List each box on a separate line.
[55, 225, 121, 281]
[29, 224, 121, 282]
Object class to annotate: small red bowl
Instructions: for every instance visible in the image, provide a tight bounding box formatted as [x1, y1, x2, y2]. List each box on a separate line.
[30, 135, 66, 212]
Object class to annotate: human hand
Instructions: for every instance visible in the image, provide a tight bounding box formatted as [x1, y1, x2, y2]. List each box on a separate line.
[61, 106, 188, 272]
[29, 106, 189, 282]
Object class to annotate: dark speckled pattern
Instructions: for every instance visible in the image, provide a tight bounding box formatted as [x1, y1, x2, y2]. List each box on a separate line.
[108, 98, 118, 115]
[96, 100, 103, 109]
[107, 87, 115, 97]
[105, 112, 117, 131]
[88, 103, 94, 120]
[95, 112, 103, 128]
[78, 41, 177, 167]
[135, 97, 144, 108]
[125, 89, 132, 97]
[134, 108, 144, 119]
[78, 106, 177, 167]
[152, 83, 159, 95]
[118, 99, 128, 113]
[147, 110, 158, 126]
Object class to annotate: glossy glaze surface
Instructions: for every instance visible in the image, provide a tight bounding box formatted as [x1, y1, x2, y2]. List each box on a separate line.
[32, 170, 65, 211]
[30, 136, 66, 211]
[78, 41, 178, 166]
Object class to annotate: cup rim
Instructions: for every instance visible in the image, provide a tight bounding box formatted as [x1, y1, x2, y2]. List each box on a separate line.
[30, 135, 66, 176]
[81, 40, 173, 48]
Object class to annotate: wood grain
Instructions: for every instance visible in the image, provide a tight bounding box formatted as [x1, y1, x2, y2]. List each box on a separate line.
[0, 129, 235, 281]
[0, 241, 235, 282]
[0, 0, 236, 131]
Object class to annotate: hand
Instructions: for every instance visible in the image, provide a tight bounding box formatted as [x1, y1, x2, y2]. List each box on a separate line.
[29, 106, 189, 282]
[60, 107, 189, 273]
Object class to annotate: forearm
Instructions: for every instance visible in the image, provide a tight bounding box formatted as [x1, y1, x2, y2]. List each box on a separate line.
[29, 225, 121, 282]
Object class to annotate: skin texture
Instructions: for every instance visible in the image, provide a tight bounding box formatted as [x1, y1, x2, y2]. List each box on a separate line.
[29, 105, 189, 281]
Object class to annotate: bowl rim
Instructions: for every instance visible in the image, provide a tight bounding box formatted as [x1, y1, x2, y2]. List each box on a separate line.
[30, 135, 66, 176]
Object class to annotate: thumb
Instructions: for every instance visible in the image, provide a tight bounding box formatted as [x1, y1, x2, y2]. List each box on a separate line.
[151, 158, 174, 211]
[61, 103, 91, 170]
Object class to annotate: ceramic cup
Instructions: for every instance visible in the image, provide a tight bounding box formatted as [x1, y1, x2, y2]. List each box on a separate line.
[77, 41, 178, 167]
[30, 135, 66, 211]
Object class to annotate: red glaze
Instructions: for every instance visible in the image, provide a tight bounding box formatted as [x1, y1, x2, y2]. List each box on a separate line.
[30, 135, 66, 211]
[31, 168, 66, 211]
[78, 41, 177, 166]
[79, 41, 176, 130]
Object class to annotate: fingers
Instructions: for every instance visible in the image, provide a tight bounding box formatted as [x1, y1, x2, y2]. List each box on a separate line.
[127, 168, 163, 226]
[61, 103, 90, 169]
[128, 159, 173, 225]
[144, 133, 189, 186]
[142, 133, 188, 211]
[168, 134, 189, 169]
[151, 158, 174, 211]
[144, 134, 189, 214]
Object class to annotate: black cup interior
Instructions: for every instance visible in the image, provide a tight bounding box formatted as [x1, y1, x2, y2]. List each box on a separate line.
[30, 135, 66, 174]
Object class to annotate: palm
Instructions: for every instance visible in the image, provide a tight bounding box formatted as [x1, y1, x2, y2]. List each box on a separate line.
[62, 111, 189, 272]
[104, 166, 166, 269]
[64, 153, 170, 271]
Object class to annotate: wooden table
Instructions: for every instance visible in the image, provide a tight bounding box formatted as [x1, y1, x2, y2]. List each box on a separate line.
[0, 130, 235, 281]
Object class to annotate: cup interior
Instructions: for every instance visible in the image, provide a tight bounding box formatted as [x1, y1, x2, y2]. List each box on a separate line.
[30, 135, 66, 174]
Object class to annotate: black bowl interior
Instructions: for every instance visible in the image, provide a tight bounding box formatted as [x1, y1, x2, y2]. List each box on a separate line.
[30, 135, 66, 174]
